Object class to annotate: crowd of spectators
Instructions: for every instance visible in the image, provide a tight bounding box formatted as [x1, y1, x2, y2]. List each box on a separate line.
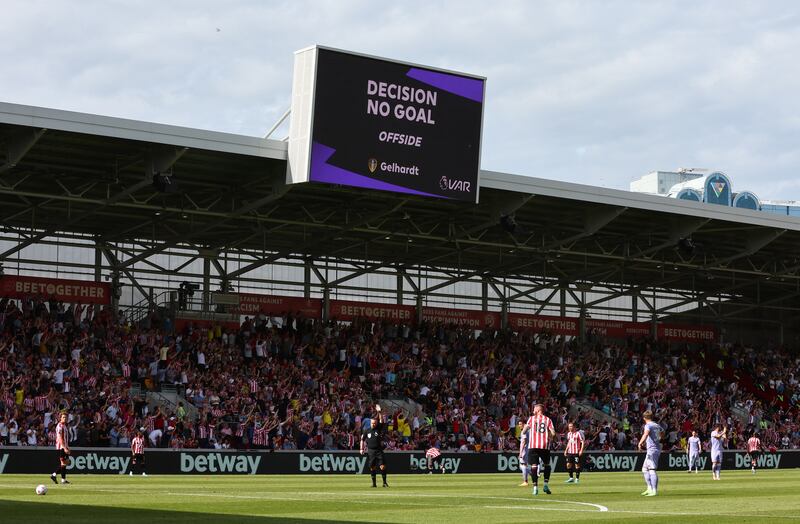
[1, 293, 799, 455]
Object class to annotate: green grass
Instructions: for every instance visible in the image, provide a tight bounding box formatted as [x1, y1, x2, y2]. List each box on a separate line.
[1, 470, 799, 523]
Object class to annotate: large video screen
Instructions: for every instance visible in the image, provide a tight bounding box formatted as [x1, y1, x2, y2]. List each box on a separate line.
[301, 47, 484, 202]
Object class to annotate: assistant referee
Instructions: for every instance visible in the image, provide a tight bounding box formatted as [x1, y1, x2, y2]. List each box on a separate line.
[360, 403, 389, 488]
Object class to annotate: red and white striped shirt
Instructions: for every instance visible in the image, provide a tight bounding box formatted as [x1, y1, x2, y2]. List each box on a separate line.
[426, 447, 442, 459]
[565, 430, 584, 454]
[526, 414, 554, 449]
[55, 421, 68, 450]
[121, 363, 131, 378]
[131, 435, 145, 455]
[252, 426, 268, 446]
[747, 437, 761, 453]
[248, 379, 259, 394]
[35, 395, 49, 412]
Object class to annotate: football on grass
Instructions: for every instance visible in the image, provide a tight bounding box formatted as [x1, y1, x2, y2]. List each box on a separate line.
[36, 484, 48, 495]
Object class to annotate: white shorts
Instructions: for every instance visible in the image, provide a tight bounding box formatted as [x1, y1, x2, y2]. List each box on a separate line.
[711, 451, 722, 463]
[519, 448, 529, 466]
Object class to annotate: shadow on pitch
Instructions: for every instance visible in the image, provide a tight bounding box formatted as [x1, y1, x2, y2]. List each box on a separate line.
[0, 499, 386, 524]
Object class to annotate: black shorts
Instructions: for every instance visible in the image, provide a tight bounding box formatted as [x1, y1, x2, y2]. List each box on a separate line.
[565, 453, 581, 466]
[529, 448, 551, 466]
[367, 449, 385, 469]
[748, 451, 760, 462]
[133, 453, 145, 464]
[58, 449, 70, 461]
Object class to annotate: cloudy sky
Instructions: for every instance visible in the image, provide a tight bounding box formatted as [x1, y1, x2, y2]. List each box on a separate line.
[3, 1, 799, 199]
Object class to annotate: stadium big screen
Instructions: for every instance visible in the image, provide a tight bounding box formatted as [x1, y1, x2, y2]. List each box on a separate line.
[288, 46, 485, 202]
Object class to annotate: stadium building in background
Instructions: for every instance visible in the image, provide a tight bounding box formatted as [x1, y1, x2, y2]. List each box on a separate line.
[1, 47, 799, 346]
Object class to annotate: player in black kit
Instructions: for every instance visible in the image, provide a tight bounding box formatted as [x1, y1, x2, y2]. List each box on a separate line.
[360, 403, 388, 488]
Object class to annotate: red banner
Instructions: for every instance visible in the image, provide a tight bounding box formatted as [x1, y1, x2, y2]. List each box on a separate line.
[658, 323, 717, 342]
[506, 313, 579, 336]
[329, 299, 415, 322]
[585, 318, 650, 338]
[237, 293, 322, 318]
[220, 292, 718, 343]
[422, 306, 500, 329]
[0, 275, 111, 305]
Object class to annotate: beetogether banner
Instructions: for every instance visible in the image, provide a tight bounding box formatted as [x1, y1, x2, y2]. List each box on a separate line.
[213, 291, 717, 342]
[0, 448, 795, 475]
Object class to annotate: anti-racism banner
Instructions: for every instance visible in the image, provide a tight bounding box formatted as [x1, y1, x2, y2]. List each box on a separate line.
[329, 299, 415, 323]
[0, 275, 110, 305]
[421, 306, 500, 329]
[585, 318, 651, 339]
[287, 46, 485, 202]
[237, 293, 322, 319]
[1, 448, 796, 475]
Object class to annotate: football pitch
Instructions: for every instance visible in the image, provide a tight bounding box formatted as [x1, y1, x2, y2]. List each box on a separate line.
[1, 471, 799, 523]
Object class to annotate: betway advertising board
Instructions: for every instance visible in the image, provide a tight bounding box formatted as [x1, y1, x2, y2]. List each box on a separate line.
[287, 46, 485, 202]
[1, 448, 797, 475]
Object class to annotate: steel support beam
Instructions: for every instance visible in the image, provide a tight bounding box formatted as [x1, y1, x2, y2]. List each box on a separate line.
[0, 128, 46, 173]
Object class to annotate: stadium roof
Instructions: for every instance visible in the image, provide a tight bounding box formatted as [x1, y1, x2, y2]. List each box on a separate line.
[2, 101, 800, 324]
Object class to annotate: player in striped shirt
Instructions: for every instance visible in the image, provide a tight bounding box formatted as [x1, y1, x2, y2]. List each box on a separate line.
[521, 404, 556, 496]
[50, 412, 71, 485]
[425, 445, 444, 473]
[747, 432, 763, 474]
[564, 422, 585, 484]
[130, 428, 148, 476]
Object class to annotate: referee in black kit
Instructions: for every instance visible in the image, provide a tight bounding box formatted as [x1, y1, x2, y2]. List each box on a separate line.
[361, 403, 389, 488]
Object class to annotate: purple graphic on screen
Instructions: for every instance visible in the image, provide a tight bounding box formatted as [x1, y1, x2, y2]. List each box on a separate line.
[406, 68, 484, 102]
[310, 142, 450, 199]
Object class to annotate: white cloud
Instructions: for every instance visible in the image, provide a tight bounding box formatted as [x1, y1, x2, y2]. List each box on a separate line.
[1, 0, 799, 199]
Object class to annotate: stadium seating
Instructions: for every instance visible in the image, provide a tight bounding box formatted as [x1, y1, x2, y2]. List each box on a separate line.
[1, 295, 798, 452]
